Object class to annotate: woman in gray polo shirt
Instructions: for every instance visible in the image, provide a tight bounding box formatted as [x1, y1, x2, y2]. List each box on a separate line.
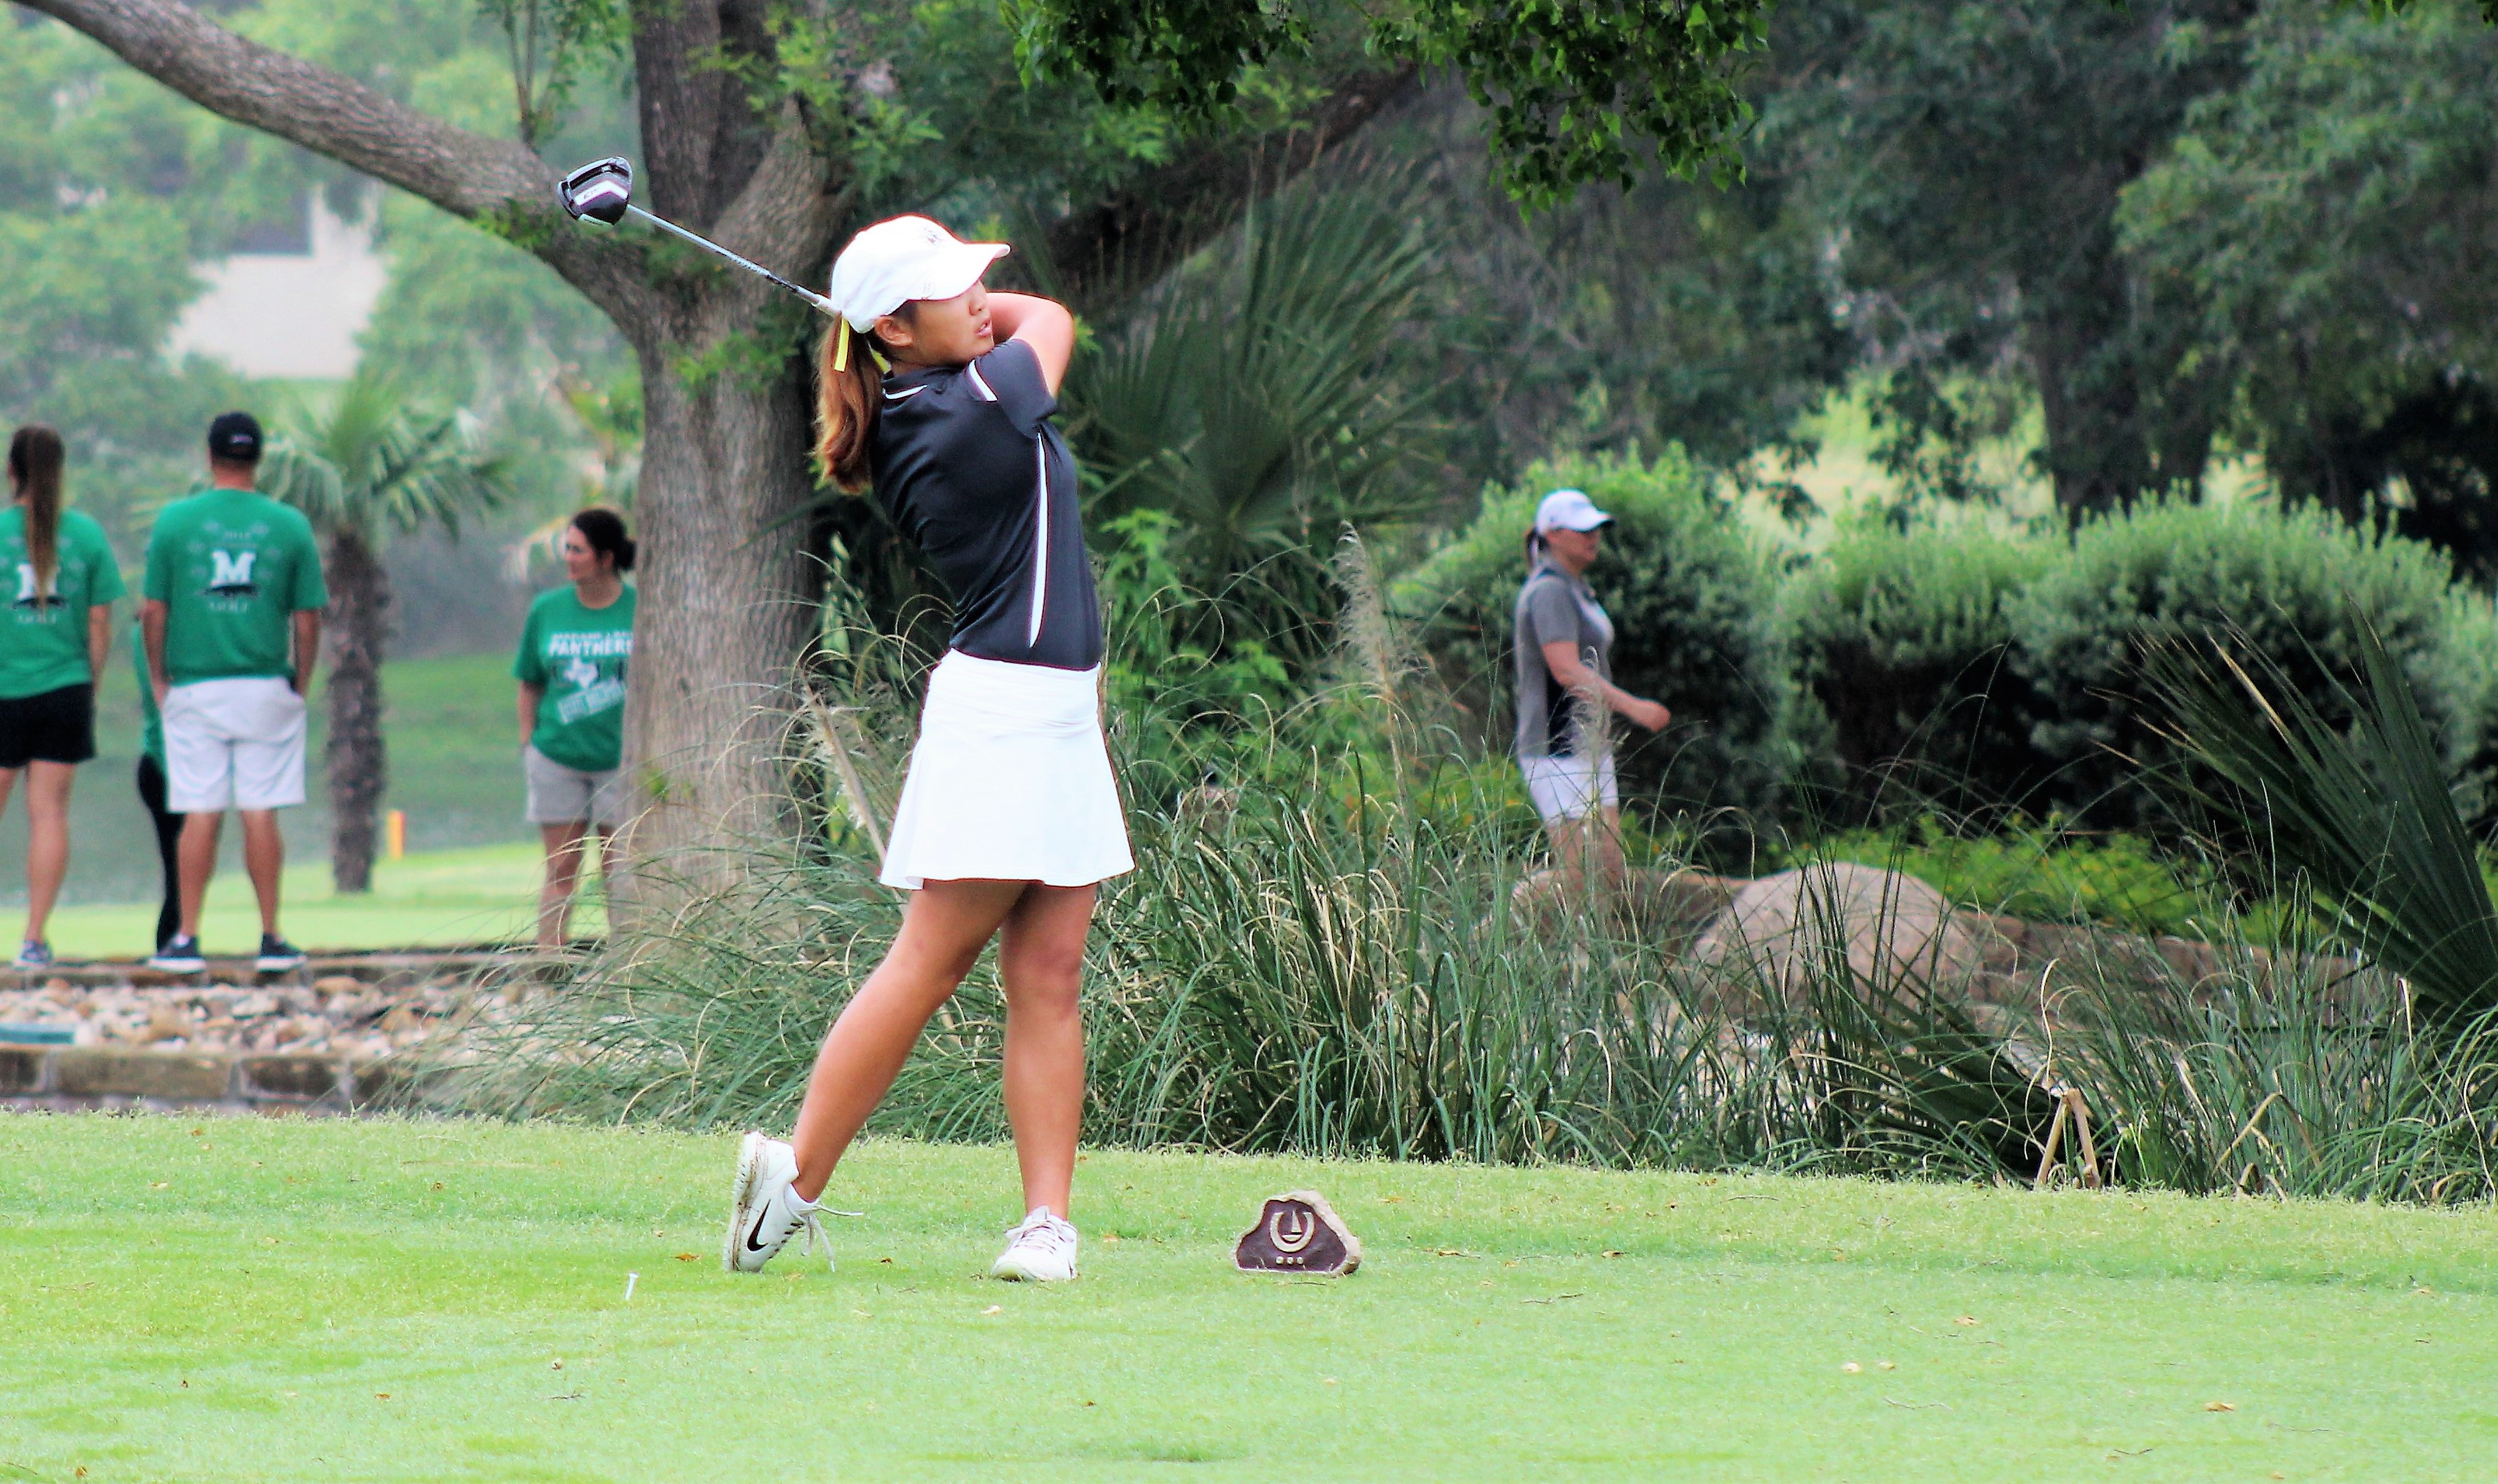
[1514, 489, 1671, 894]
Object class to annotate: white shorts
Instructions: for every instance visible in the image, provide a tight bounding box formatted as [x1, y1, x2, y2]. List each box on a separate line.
[163, 677, 308, 813]
[1520, 752, 1619, 825]
[524, 745, 627, 827]
[879, 651, 1134, 891]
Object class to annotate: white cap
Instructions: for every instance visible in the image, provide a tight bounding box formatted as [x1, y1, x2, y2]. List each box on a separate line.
[1533, 488, 1613, 534]
[827, 215, 1009, 332]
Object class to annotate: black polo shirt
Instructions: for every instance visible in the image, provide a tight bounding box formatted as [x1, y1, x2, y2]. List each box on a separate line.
[870, 339, 1102, 671]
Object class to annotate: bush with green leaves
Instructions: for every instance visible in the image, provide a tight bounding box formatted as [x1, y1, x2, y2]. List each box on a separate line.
[1780, 501, 2494, 833]
[1394, 449, 1791, 838]
[2011, 501, 2471, 833]
[1781, 519, 2051, 824]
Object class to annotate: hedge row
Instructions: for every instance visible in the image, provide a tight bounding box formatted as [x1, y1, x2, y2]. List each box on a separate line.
[1397, 451, 2498, 836]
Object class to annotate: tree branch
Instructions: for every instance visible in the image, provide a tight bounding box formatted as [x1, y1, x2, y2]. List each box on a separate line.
[26, 0, 545, 217]
[711, 103, 843, 285]
[23, 0, 662, 324]
[1043, 63, 1420, 313]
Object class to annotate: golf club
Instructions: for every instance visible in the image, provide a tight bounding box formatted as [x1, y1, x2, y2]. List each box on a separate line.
[557, 156, 839, 318]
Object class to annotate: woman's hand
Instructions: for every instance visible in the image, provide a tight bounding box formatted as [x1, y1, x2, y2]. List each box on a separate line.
[1621, 697, 1672, 733]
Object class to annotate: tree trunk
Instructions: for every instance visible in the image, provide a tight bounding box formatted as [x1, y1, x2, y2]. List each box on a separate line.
[23, 0, 1406, 909]
[323, 526, 390, 894]
[611, 339, 823, 897]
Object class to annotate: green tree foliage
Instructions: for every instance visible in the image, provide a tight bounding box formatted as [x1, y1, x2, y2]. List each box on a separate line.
[1016, 0, 1772, 203]
[1380, 84, 1852, 492]
[1761, 0, 2250, 521]
[2119, 0, 2498, 578]
[0, 17, 250, 534]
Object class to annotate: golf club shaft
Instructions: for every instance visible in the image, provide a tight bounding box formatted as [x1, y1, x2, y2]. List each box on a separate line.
[627, 204, 836, 317]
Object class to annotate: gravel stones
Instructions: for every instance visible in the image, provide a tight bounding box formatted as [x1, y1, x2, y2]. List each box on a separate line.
[0, 974, 496, 1059]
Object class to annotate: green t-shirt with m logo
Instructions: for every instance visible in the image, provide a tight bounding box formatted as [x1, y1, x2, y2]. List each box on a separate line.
[142, 486, 328, 684]
[0, 505, 127, 700]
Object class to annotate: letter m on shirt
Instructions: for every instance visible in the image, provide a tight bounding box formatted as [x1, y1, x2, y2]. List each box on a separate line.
[208, 549, 258, 594]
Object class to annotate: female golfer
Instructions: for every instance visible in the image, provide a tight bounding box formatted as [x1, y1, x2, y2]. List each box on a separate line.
[724, 217, 1127, 1284]
[513, 508, 636, 951]
[1513, 489, 1671, 897]
[1, 427, 124, 969]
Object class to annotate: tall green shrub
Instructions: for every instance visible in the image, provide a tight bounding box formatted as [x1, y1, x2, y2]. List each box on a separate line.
[1777, 501, 2494, 833]
[1782, 520, 2051, 823]
[1395, 449, 1790, 832]
[2011, 501, 2464, 831]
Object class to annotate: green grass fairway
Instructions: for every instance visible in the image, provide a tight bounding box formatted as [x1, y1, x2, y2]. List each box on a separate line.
[4, 1119, 2493, 1480]
[15, 842, 597, 960]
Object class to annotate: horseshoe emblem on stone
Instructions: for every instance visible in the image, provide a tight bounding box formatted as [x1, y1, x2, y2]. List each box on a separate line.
[1269, 1206, 1317, 1254]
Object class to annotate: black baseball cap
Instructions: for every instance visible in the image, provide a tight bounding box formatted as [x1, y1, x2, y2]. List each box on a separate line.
[208, 411, 264, 463]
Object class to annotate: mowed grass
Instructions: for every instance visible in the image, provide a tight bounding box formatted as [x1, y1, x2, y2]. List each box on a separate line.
[4, 1118, 2494, 1480]
[18, 842, 597, 960]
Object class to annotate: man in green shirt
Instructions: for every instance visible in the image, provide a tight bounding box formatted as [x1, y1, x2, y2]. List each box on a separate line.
[140, 412, 327, 973]
[1, 426, 125, 969]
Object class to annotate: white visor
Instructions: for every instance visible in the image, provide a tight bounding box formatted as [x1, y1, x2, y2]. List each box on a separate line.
[828, 215, 1010, 332]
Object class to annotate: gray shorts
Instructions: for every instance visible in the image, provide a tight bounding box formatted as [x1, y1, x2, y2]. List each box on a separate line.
[524, 744, 627, 827]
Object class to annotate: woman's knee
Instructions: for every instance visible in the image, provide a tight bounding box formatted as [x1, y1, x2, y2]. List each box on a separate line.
[1000, 942, 1085, 1014]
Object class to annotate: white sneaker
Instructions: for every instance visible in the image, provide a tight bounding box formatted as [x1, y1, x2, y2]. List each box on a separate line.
[721, 1131, 853, 1274]
[991, 1207, 1080, 1282]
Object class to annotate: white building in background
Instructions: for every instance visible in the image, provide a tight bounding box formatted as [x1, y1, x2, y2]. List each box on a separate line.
[168, 196, 387, 380]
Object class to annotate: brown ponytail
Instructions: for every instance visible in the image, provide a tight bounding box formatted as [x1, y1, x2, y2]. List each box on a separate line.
[813, 312, 909, 493]
[8, 426, 65, 601]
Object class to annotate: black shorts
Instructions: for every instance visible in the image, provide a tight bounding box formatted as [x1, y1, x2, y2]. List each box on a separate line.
[0, 683, 96, 769]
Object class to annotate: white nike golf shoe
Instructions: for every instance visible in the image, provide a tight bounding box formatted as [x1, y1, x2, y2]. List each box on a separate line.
[991, 1207, 1080, 1282]
[723, 1131, 831, 1274]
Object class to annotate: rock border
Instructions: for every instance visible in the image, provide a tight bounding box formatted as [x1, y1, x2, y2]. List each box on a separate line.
[1, 1043, 399, 1115]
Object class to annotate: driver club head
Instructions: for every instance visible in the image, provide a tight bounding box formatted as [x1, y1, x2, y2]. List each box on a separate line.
[557, 156, 634, 226]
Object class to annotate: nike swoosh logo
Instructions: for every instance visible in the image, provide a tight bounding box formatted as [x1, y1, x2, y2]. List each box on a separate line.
[745, 1204, 775, 1253]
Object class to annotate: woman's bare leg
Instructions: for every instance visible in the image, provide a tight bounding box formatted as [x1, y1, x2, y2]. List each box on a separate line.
[996, 883, 1097, 1218]
[20, 761, 76, 944]
[788, 878, 1027, 1202]
[536, 822, 588, 950]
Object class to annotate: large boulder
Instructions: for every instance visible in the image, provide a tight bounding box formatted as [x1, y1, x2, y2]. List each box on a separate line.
[1690, 861, 1993, 1009]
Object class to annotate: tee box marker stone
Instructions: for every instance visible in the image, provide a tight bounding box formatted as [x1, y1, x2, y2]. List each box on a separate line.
[1234, 1190, 1362, 1276]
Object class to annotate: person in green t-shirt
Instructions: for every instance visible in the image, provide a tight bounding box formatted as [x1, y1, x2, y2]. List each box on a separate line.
[139, 412, 327, 974]
[0, 426, 125, 969]
[513, 507, 637, 951]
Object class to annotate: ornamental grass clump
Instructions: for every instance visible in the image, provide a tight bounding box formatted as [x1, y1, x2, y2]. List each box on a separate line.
[419, 566, 2495, 1205]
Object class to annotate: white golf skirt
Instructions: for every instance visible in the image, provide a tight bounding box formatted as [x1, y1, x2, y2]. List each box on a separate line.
[878, 650, 1134, 891]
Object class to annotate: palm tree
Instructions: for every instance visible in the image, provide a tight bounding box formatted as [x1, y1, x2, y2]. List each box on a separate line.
[1069, 177, 1436, 669]
[263, 372, 512, 893]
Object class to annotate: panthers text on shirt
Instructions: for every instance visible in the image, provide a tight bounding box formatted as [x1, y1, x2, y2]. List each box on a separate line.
[544, 630, 633, 659]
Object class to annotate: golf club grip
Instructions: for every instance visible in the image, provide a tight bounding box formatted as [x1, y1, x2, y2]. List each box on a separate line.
[627, 205, 836, 317]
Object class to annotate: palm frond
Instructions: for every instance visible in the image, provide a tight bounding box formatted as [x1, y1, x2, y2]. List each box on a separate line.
[1073, 173, 1437, 573]
[261, 369, 513, 541]
[2145, 616, 2498, 1024]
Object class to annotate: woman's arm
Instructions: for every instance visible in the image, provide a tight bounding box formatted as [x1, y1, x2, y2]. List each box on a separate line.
[517, 682, 543, 749]
[86, 602, 111, 690]
[986, 292, 1075, 396]
[1541, 640, 1671, 733]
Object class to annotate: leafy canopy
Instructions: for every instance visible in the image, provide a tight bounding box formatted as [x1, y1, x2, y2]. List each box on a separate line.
[1012, 0, 1772, 203]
